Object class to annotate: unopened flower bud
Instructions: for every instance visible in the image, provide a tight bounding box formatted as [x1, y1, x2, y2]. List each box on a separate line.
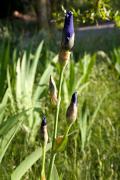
[49, 75, 57, 105]
[40, 116, 48, 145]
[62, 11, 75, 51]
[66, 92, 77, 123]
[59, 11, 74, 66]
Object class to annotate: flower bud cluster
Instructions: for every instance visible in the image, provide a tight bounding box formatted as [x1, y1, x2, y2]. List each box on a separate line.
[41, 11, 76, 144]
[40, 10, 77, 180]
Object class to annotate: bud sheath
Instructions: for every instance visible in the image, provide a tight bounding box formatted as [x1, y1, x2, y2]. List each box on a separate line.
[49, 75, 58, 105]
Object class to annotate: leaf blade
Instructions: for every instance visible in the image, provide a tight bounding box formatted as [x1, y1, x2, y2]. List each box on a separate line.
[11, 143, 52, 180]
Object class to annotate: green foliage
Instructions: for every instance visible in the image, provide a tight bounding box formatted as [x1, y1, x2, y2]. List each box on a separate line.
[51, 0, 118, 26]
[114, 12, 120, 27]
[0, 39, 120, 179]
[11, 143, 52, 180]
[111, 47, 120, 75]
[51, 165, 60, 180]
[63, 53, 96, 107]
[0, 41, 57, 165]
[7, 41, 58, 143]
[79, 92, 108, 152]
[0, 41, 10, 101]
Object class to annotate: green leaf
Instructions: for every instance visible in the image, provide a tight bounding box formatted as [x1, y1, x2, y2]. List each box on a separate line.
[0, 109, 29, 163]
[11, 143, 52, 180]
[29, 41, 44, 92]
[0, 41, 10, 100]
[79, 101, 89, 151]
[115, 62, 120, 74]
[34, 55, 58, 101]
[16, 57, 22, 100]
[76, 54, 96, 88]
[0, 110, 28, 137]
[68, 60, 75, 95]
[51, 164, 60, 180]
[88, 92, 108, 132]
[0, 89, 9, 124]
[0, 124, 20, 163]
[54, 135, 68, 153]
[63, 80, 69, 105]
[54, 123, 73, 153]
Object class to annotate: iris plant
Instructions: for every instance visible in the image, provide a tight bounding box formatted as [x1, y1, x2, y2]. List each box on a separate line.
[40, 11, 77, 180]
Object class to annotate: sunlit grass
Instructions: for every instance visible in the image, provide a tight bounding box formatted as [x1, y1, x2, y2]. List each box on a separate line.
[0, 38, 120, 179]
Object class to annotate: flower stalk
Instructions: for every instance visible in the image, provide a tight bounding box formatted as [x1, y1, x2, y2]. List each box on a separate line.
[48, 10, 75, 180]
[41, 143, 46, 180]
[53, 92, 78, 153]
[40, 116, 48, 180]
[47, 65, 65, 180]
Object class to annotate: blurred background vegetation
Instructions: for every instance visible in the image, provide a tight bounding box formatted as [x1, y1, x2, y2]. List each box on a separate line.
[0, 1, 120, 180]
[0, 0, 120, 56]
[0, 0, 120, 27]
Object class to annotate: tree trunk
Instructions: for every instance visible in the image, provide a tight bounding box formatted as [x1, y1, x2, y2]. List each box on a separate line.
[35, 0, 50, 28]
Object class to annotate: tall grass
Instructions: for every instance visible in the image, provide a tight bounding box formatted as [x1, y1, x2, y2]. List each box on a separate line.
[0, 38, 120, 179]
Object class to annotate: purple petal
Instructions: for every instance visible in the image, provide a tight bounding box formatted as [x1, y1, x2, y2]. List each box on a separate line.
[71, 92, 77, 104]
[64, 11, 74, 39]
[41, 116, 47, 127]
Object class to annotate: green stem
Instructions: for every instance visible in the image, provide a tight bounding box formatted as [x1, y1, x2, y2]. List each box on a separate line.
[64, 122, 73, 137]
[41, 143, 46, 180]
[47, 66, 65, 180]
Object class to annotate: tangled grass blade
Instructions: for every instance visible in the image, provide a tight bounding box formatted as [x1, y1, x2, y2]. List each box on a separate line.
[11, 143, 52, 180]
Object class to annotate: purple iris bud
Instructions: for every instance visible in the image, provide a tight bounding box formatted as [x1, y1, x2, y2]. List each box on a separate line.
[64, 11, 74, 40]
[66, 92, 78, 124]
[71, 92, 77, 104]
[41, 116, 47, 127]
[61, 11, 75, 51]
[40, 116, 48, 144]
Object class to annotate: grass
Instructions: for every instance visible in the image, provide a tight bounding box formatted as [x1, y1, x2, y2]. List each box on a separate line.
[0, 21, 120, 179]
